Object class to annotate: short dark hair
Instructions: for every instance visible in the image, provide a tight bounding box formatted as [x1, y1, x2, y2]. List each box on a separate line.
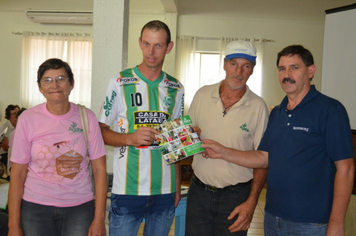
[16, 108, 27, 118]
[277, 45, 314, 67]
[37, 58, 74, 86]
[5, 104, 20, 120]
[140, 20, 171, 45]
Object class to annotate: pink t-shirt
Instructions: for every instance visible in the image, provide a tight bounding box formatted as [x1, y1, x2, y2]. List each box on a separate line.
[11, 103, 107, 207]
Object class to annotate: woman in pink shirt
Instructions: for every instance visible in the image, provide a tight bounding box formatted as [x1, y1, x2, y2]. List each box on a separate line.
[8, 59, 107, 236]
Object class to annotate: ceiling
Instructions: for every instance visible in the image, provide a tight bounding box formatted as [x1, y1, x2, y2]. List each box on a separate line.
[178, 0, 356, 21]
[1, 0, 355, 22]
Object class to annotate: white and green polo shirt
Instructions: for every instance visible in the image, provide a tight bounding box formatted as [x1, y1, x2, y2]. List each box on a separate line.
[99, 66, 184, 196]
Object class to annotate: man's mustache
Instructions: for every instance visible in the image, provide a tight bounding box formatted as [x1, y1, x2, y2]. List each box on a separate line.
[282, 77, 296, 84]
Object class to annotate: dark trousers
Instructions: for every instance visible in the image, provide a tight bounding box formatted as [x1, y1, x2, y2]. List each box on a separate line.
[185, 175, 251, 236]
[21, 200, 95, 236]
[0, 212, 8, 236]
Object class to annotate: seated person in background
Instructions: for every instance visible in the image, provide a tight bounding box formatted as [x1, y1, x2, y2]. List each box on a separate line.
[7, 107, 27, 176]
[0, 105, 20, 174]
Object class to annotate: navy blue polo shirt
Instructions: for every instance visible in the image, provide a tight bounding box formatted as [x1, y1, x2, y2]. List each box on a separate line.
[258, 85, 353, 223]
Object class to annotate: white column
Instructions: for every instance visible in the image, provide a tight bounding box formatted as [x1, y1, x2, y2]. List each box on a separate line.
[162, 13, 178, 76]
[91, 0, 129, 115]
[92, 0, 129, 173]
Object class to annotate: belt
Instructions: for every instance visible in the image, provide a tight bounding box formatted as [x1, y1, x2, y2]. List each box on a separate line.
[192, 174, 252, 192]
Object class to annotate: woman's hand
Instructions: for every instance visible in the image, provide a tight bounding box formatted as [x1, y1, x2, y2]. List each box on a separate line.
[88, 218, 106, 236]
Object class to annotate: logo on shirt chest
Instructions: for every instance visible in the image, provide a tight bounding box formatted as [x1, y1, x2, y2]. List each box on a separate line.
[239, 123, 250, 133]
[163, 96, 172, 107]
[68, 122, 83, 134]
[164, 79, 182, 89]
[133, 111, 170, 129]
[293, 126, 309, 132]
[117, 77, 140, 84]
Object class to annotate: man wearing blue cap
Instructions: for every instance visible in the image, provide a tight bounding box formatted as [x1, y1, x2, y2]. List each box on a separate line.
[185, 41, 269, 236]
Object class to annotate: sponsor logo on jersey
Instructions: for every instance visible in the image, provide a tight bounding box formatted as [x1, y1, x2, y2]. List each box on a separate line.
[116, 77, 140, 84]
[164, 79, 182, 89]
[180, 93, 185, 117]
[163, 96, 172, 107]
[104, 90, 117, 117]
[117, 118, 127, 159]
[133, 111, 170, 129]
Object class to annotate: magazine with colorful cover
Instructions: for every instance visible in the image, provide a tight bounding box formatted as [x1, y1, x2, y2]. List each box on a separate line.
[154, 115, 204, 165]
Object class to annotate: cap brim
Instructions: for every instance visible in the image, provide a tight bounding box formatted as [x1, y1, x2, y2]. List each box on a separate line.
[226, 53, 256, 63]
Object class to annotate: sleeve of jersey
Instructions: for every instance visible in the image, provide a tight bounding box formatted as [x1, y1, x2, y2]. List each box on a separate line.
[172, 83, 185, 119]
[87, 108, 107, 160]
[324, 102, 354, 162]
[98, 78, 119, 126]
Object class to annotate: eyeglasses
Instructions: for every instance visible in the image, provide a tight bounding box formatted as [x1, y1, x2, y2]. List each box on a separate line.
[40, 75, 69, 86]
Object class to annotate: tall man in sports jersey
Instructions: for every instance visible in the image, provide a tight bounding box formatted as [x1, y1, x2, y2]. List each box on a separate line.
[185, 41, 269, 236]
[98, 20, 184, 236]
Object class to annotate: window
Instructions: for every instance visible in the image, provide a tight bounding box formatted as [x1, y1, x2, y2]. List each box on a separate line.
[194, 51, 262, 96]
[20, 32, 92, 108]
[198, 53, 221, 87]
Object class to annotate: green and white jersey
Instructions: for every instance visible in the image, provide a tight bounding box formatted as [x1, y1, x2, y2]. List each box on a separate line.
[99, 66, 184, 196]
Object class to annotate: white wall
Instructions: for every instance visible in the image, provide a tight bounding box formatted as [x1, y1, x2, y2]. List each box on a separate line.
[0, 11, 92, 117]
[178, 15, 325, 108]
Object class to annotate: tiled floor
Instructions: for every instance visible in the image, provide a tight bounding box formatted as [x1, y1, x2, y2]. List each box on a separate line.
[138, 188, 266, 236]
[248, 187, 266, 236]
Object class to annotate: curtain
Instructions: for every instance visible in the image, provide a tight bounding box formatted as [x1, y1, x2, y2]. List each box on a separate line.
[21, 32, 92, 108]
[67, 33, 92, 106]
[175, 36, 197, 114]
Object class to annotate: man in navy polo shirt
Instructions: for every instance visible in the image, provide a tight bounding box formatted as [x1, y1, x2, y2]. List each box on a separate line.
[201, 45, 355, 236]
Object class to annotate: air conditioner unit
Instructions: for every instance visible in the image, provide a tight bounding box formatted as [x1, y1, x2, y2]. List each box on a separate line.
[26, 11, 93, 25]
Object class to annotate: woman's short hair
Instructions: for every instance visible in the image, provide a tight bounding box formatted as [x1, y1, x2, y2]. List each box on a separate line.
[5, 104, 20, 120]
[37, 58, 74, 86]
[16, 108, 27, 118]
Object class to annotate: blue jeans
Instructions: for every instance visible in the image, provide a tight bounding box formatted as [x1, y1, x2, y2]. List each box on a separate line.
[109, 193, 175, 236]
[264, 211, 328, 236]
[185, 175, 251, 236]
[21, 200, 95, 236]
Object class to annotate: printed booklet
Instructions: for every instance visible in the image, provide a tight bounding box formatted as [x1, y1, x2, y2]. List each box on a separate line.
[154, 115, 204, 165]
